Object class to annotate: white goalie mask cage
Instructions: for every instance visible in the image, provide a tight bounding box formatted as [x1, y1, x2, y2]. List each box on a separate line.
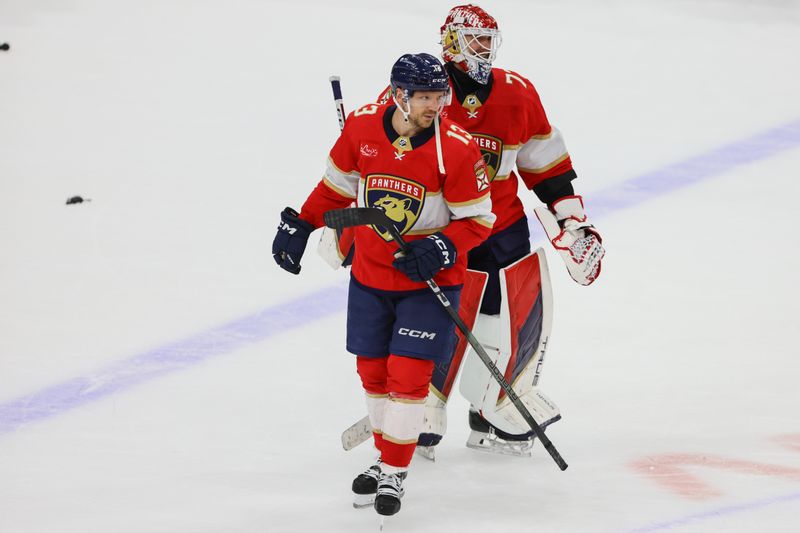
[441, 25, 502, 84]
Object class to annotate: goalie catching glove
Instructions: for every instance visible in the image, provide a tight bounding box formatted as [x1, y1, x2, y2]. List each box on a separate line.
[272, 207, 315, 275]
[392, 233, 457, 282]
[534, 195, 604, 285]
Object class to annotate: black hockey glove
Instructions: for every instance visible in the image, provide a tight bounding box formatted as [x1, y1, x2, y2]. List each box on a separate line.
[392, 233, 457, 282]
[272, 207, 314, 275]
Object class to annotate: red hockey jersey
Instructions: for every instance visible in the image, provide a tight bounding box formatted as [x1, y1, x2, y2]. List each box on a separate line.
[379, 67, 573, 234]
[299, 103, 495, 292]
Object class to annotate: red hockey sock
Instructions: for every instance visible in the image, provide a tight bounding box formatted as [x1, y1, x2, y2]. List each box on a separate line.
[356, 356, 389, 452]
[380, 355, 434, 468]
[372, 432, 385, 452]
[356, 356, 388, 394]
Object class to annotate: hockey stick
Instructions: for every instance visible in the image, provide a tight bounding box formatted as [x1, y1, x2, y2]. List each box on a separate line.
[329, 76, 346, 131]
[326, 77, 371, 448]
[341, 414, 371, 451]
[324, 208, 569, 471]
[317, 75, 355, 271]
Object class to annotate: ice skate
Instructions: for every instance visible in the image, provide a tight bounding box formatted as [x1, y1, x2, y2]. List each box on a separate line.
[414, 445, 436, 461]
[466, 428, 536, 457]
[374, 471, 407, 516]
[465, 410, 558, 458]
[352, 460, 382, 508]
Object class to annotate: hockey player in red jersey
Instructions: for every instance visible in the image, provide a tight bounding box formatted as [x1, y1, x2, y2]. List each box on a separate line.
[318, 4, 604, 458]
[272, 53, 494, 516]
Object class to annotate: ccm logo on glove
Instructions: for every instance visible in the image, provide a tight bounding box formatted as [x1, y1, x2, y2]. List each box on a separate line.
[272, 207, 315, 275]
[278, 221, 298, 235]
[428, 234, 452, 266]
[391, 232, 457, 283]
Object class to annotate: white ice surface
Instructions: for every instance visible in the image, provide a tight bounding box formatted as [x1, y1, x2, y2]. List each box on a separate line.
[1, 1, 800, 532]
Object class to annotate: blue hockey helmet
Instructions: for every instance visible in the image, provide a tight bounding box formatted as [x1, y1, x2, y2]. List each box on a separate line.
[390, 53, 450, 96]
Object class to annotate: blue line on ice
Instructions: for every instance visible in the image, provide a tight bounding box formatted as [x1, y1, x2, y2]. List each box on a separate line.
[625, 490, 800, 532]
[1, 118, 800, 436]
[0, 283, 347, 435]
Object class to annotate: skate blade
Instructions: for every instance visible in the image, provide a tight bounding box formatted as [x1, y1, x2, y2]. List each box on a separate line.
[353, 493, 375, 509]
[415, 445, 436, 461]
[379, 516, 385, 531]
[465, 431, 534, 458]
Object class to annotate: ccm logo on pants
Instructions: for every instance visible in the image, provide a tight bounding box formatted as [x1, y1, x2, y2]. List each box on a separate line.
[398, 328, 437, 340]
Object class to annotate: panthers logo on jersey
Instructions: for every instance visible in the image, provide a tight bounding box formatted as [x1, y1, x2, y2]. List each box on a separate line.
[471, 133, 503, 181]
[364, 174, 426, 241]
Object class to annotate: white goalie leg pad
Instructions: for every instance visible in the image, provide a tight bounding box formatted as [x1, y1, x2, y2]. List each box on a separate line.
[458, 249, 560, 436]
[381, 396, 426, 445]
[458, 312, 505, 408]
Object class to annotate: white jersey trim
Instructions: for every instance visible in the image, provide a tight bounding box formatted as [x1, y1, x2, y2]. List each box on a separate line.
[448, 194, 496, 228]
[494, 147, 520, 180]
[324, 157, 360, 198]
[516, 126, 569, 175]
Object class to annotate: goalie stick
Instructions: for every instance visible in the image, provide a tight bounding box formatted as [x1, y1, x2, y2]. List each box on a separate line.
[325, 207, 568, 471]
[317, 75, 354, 270]
[341, 414, 371, 451]
[326, 77, 371, 449]
[329, 76, 346, 131]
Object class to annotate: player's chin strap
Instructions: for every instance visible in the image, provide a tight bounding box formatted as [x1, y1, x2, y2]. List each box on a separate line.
[393, 90, 446, 174]
[393, 90, 411, 123]
[434, 115, 445, 174]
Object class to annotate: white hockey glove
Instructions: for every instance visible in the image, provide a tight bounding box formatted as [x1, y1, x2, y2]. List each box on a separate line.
[534, 195, 604, 285]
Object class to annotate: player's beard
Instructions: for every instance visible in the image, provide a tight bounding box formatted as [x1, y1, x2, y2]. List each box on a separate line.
[411, 111, 437, 130]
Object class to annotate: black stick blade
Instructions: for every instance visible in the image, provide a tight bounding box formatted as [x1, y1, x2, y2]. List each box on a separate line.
[323, 207, 391, 230]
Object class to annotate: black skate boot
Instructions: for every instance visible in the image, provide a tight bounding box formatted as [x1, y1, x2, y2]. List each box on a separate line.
[352, 460, 382, 508]
[466, 409, 560, 457]
[374, 470, 407, 516]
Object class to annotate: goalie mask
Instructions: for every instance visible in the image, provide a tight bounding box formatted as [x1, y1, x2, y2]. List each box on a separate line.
[440, 4, 502, 85]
